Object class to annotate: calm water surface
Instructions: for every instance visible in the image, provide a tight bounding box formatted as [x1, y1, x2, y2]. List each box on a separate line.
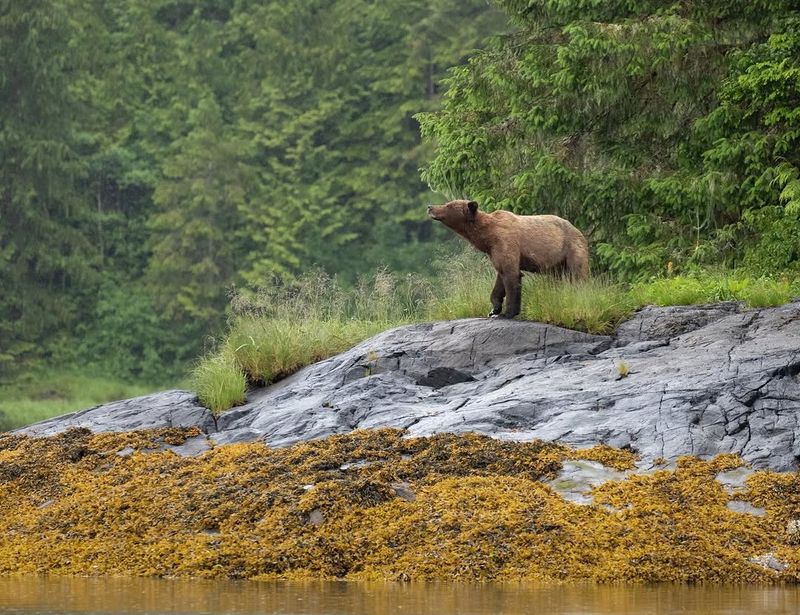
[0, 577, 797, 615]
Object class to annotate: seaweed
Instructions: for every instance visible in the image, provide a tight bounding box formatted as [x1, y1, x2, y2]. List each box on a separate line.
[0, 428, 796, 582]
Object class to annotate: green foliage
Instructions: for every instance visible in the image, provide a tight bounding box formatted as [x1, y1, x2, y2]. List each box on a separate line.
[148, 97, 257, 327]
[0, 0, 95, 370]
[77, 283, 198, 382]
[632, 272, 798, 308]
[5, 0, 800, 410]
[696, 16, 800, 273]
[0, 0, 503, 385]
[418, 1, 800, 280]
[230, 0, 505, 284]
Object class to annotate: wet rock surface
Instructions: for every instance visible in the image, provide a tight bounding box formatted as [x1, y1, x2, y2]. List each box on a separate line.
[20, 390, 215, 437]
[546, 460, 630, 505]
[17, 302, 800, 470]
[750, 552, 789, 573]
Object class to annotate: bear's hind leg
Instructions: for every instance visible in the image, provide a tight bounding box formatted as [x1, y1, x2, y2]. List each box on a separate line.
[501, 271, 522, 319]
[565, 243, 590, 281]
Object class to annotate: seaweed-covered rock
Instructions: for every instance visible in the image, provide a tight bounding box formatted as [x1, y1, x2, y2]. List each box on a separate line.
[0, 429, 796, 582]
[17, 302, 800, 470]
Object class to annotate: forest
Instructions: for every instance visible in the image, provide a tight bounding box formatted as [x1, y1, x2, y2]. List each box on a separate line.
[2, 1, 799, 422]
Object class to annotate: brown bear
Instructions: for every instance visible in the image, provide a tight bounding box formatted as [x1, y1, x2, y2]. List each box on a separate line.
[427, 199, 589, 319]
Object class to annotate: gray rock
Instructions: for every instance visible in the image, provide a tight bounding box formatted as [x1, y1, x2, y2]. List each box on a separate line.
[391, 482, 416, 502]
[19, 390, 215, 437]
[716, 468, 756, 494]
[416, 367, 476, 389]
[15, 302, 800, 471]
[786, 519, 800, 545]
[749, 552, 788, 572]
[546, 460, 630, 505]
[340, 460, 379, 471]
[614, 303, 742, 345]
[161, 435, 212, 457]
[307, 509, 324, 526]
[726, 500, 766, 516]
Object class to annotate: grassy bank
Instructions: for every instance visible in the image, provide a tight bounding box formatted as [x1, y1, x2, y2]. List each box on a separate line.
[0, 427, 797, 582]
[0, 371, 169, 431]
[194, 253, 800, 414]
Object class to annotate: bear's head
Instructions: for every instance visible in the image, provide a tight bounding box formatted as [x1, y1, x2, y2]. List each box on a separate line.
[427, 199, 479, 231]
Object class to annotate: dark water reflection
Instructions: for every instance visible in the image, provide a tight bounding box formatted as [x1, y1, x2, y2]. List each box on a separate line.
[0, 577, 798, 615]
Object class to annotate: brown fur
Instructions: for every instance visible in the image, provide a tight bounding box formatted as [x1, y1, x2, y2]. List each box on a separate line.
[427, 199, 589, 318]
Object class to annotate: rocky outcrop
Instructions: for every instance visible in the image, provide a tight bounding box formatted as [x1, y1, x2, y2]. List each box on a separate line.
[18, 302, 800, 470]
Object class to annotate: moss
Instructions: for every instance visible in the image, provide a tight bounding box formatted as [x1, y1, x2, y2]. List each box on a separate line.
[0, 428, 796, 583]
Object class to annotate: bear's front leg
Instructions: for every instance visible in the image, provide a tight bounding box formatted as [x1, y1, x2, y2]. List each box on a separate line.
[488, 272, 505, 317]
[501, 271, 522, 318]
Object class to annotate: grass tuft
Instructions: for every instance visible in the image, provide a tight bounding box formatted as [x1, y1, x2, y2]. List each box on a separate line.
[425, 251, 494, 320]
[192, 268, 434, 412]
[190, 353, 247, 416]
[519, 276, 636, 334]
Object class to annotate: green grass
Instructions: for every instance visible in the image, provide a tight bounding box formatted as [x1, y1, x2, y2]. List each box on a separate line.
[424, 251, 637, 333]
[424, 252, 493, 320]
[191, 317, 393, 414]
[194, 268, 434, 413]
[192, 253, 800, 414]
[0, 370, 166, 430]
[518, 276, 636, 334]
[190, 353, 247, 416]
[223, 317, 391, 383]
[632, 272, 798, 308]
[426, 272, 635, 334]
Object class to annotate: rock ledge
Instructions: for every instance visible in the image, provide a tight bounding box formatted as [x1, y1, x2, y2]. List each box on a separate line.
[18, 302, 800, 470]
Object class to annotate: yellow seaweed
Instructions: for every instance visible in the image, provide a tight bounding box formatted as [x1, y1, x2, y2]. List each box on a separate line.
[0, 428, 797, 583]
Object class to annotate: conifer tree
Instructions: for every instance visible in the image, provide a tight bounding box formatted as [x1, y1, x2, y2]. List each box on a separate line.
[0, 0, 93, 369]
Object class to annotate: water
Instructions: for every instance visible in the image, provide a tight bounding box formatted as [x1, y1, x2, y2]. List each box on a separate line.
[0, 577, 797, 615]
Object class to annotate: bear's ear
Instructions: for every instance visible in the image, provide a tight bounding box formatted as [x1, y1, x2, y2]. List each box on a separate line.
[466, 200, 479, 218]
